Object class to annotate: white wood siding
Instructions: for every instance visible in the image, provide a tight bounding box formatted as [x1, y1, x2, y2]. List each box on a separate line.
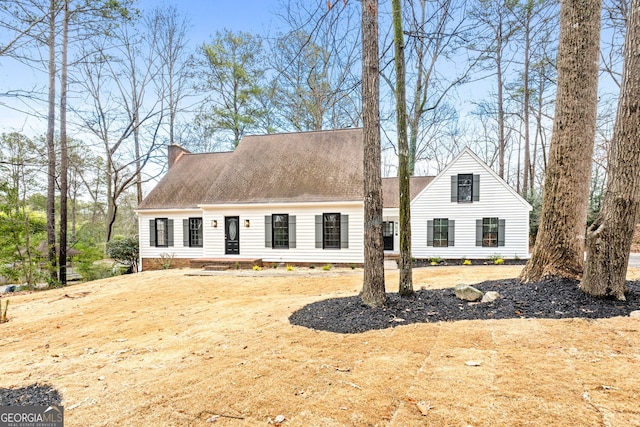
[409, 151, 531, 259]
[138, 203, 364, 268]
[201, 202, 364, 264]
[138, 209, 206, 261]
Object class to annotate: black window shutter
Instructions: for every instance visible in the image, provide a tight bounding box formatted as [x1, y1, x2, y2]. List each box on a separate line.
[265, 215, 272, 248]
[183, 219, 189, 247]
[427, 220, 434, 246]
[149, 219, 156, 247]
[315, 215, 323, 248]
[451, 175, 458, 202]
[473, 175, 480, 201]
[448, 220, 455, 247]
[476, 219, 482, 246]
[167, 219, 174, 247]
[498, 219, 506, 246]
[289, 215, 296, 249]
[340, 214, 349, 249]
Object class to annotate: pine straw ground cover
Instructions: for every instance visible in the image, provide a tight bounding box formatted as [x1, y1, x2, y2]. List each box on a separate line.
[0, 266, 639, 426]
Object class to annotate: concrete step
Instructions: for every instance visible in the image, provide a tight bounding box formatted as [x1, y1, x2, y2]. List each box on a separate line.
[203, 265, 231, 271]
[190, 258, 263, 269]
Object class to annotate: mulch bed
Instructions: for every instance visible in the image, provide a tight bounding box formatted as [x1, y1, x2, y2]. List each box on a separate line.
[0, 383, 62, 406]
[412, 258, 527, 267]
[289, 278, 640, 334]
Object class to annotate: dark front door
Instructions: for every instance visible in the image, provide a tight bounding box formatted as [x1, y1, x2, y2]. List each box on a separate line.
[383, 221, 394, 251]
[225, 216, 240, 254]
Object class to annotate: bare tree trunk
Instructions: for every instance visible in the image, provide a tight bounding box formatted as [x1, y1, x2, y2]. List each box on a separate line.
[360, 0, 386, 307]
[408, 1, 426, 177]
[58, 0, 69, 286]
[46, 0, 58, 284]
[581, 0, 640, 300]
[71, 185, 77, 243]
[536, 70, 547, 176]
[105, 154, 116, 244]
[519, 0, 601, 283]
[392, 0, 412, 296]
[134, 111, 142, 204]
[522, 3, 531, 197]
[497, 47, 506, 179]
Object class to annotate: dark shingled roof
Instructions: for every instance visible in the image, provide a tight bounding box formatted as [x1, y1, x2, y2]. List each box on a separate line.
[139, 128, 434, 210]
[203, 128, 364, 204]
[138, 151, 234, 209]
[381, 176, 434, 208]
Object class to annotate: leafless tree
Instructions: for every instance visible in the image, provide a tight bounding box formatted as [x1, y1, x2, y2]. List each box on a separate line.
[509, 0, 558, 196]
[398, 0, 477, 175]
[75, 27, 164, 244]
[147, 5, 193, 147]
[469, 0, 520, 179]
[0, 0, 50, 58]
[269, 0, 361, 132]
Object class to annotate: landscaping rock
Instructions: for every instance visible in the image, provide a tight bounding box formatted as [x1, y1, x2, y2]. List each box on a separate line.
[290, 278, 640, 334]
[454, 284, 483, 302]
[481, 291, 500, 303]
[630, 310, 640, 319]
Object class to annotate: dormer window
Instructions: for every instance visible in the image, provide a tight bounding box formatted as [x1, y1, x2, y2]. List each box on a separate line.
[451, 174, 480, 203]
[457, 174, 473, 202]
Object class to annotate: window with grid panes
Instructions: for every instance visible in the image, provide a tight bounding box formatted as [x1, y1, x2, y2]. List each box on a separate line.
[433, 218, 449, 247]
[323, 213, 340, 249]
[272, 214, 289, 248]
[156, 218, 168, 247]
[457, 174, 473, 202]
[189, 218, 203, 247]
[482, 217, 499, 247]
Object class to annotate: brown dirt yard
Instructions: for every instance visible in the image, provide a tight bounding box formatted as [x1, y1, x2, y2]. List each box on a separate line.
[1, 265, 640, 426]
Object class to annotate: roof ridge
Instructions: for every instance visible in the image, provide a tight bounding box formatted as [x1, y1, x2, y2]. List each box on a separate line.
[242, 127, 362, 139]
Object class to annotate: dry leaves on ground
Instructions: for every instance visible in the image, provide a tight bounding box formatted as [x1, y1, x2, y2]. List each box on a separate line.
[1, 265, 639, 426]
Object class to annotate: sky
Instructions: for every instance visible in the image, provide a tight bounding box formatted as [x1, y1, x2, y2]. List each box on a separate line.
[147, 0, 280, 43]
[0, 0, 286, 135]
[0, 1, 622, 158]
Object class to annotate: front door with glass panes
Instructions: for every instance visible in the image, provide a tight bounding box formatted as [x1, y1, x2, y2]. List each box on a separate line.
[225, 216, 240, 254]
[383, 221, 394, 251]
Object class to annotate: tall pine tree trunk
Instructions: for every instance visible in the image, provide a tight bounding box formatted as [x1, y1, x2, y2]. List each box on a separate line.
[360, 0, 386, 307]
[46, 0, 58, 284]
[581, 0, 640, 300]
[496, 48, 506, 179]
[59, 0, 69, 286]
[522, 3, 531, 197]
[519, 0, 601, 283]
[392, 0, 413, 296]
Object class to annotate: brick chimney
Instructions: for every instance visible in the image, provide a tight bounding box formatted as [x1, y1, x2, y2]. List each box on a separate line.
[168, 144, 190, 169]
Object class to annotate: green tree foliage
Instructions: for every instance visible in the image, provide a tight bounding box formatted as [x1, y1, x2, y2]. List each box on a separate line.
[195, 29, 266, 149]
[106, 236, 139, 273]
[0, 132, 46, 285]
[0, 182, 45, 285]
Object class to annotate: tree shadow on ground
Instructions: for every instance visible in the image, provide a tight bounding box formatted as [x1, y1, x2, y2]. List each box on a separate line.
[289, 278, 640, 334]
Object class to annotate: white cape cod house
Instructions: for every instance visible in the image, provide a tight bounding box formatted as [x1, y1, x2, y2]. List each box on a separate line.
[136, 128, 531, 270]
